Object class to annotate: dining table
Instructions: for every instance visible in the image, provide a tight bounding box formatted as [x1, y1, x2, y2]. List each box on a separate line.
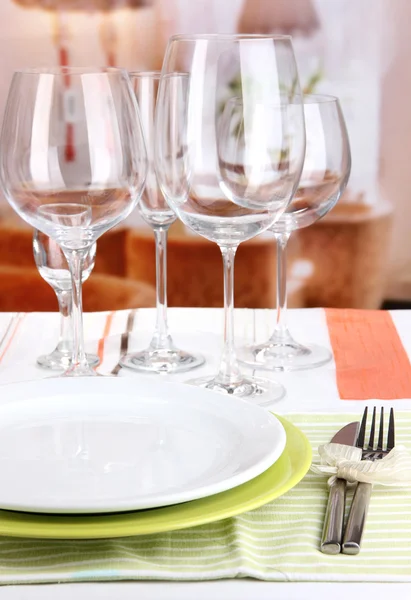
[0, 306, 410, 599]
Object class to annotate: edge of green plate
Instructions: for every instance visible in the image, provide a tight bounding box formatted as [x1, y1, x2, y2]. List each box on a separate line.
[0, 414, 312, 539]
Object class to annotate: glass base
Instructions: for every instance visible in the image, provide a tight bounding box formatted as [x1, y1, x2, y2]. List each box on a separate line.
[36, 350, 100, 372]
[62, 363, 100, 377]
[237, 341, 332, 372]
[186, 374, 286, 406]
[120, 347, 205, 374]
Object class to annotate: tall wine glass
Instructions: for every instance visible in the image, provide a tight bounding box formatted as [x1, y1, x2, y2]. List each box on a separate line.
[0, 67, 147, 377]
[155, 35, 306, 404]
[120, 71, 204, 373]
[238, 95, 351, 371]
[33, 230, 99, 371]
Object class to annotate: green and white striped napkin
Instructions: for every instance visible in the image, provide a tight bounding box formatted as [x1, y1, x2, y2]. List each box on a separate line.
[0, 412, 410, 585]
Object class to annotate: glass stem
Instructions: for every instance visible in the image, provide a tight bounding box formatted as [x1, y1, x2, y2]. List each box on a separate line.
[216, 245, 242, 385]
[150, 226, 172, 351]
[55, 290, 72, 355]
[270, 231, 294, 344]
[64, 248, 92, 374]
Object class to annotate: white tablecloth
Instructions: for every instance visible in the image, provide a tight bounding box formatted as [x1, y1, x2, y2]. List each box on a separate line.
[0, 307, 410, 599]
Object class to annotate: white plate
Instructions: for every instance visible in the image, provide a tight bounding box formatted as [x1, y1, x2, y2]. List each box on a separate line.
[0, 377, 286, 514]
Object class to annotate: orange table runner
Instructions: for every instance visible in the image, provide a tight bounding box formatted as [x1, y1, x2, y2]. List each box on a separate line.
[325, 308, 411, 400]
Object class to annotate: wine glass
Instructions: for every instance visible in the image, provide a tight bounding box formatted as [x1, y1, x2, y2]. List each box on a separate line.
[120, 71, 204, 373]
[0, 67, 147, 377]
[238, 94, 351, 371]
[155, 35, 306, 404]
[33, 229, 99, 371]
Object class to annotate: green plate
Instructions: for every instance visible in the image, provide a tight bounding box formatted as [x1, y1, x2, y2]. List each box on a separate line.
[0, 415, 311, 539]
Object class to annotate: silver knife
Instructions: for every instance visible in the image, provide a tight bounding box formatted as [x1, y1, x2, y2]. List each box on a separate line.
[111, 310, 136, 376]
[320, 421, 359, 555]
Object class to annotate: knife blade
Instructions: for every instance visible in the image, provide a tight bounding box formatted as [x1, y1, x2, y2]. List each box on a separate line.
[320, 421, 359, 555]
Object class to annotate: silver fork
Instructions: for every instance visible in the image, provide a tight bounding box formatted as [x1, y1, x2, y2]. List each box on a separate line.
[342, 406, 395, 555]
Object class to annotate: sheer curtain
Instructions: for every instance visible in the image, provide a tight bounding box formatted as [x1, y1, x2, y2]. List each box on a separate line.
[379, 0, 411, 299]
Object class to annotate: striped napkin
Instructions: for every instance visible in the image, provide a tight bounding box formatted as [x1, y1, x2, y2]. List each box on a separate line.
[0, 412, 410, 585]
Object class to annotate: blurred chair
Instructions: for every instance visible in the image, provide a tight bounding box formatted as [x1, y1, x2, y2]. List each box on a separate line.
[297, 201, 393, 309]
[0, 222, 34, 269]
[93, 227, 128, 277]
[0, 216, 310, 311]
[0, 266, 156, 312]
[125, 228, 305, 308]
[0, 218, 129, 278]
[0, 217, 156, 311]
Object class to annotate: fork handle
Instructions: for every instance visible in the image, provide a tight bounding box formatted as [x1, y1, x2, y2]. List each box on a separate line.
[342, 482, 373, 555]
[320, 478, 346, 554]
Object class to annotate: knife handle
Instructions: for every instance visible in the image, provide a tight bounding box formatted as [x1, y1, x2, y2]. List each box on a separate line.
[342, 482, 372, 555]
[320, 477, 346, 555]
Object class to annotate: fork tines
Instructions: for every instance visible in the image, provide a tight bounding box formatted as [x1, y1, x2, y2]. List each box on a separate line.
[357, 406, 395, 459]
[387, 407, 395, 451]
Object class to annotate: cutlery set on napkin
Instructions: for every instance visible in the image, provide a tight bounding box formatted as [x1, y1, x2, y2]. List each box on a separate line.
[317, 406, 411, 555]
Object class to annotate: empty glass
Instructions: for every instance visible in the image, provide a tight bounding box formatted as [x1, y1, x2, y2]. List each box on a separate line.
[33, 229, 99, 371]
[120, 71, 204, 373]
[238, 95, 351, 371]
[155, 35, 306, 404]
[0, 67, 147, 377]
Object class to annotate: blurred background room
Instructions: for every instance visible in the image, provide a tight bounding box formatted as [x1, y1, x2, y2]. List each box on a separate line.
[0, 0, 408, 312]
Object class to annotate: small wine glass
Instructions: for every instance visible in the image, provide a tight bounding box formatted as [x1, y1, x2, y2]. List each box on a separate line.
[238, 94, 351, 371]
[120, 71, 204, 373]
[33, 229, 99, 371]
[0, 67, 147, 377]
[155, 35, 306, 404]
